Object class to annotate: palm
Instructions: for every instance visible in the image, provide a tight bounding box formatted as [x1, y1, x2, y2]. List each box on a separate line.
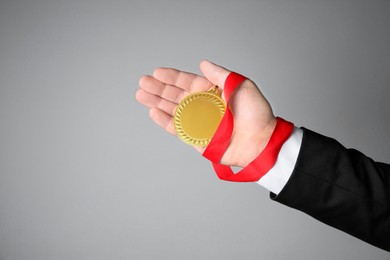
[136, 60, 276, 167]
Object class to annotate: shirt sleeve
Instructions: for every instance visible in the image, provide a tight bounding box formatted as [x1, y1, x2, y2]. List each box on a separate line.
[257, 127, 303, 194]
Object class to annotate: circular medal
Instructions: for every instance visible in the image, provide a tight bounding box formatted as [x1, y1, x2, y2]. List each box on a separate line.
[174, 86, 226, 147]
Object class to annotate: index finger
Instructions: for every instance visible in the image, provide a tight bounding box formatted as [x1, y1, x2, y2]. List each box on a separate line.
[153, 68, 213, 93]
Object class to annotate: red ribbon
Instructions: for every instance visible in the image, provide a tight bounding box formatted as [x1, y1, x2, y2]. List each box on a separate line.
[202, 72, 294, 182]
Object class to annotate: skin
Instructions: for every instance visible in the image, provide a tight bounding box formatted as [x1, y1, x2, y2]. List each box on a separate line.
[136, 60, 276, 168]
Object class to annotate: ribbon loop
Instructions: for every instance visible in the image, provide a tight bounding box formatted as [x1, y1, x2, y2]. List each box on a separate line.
[202, 72, 294, 182]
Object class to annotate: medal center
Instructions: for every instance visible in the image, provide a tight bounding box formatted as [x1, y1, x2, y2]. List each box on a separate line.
[180, 99, 223, 139]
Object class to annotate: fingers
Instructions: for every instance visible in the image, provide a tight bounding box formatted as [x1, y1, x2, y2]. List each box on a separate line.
[153, 68, 213, 93]
[136, 86, 177, 135]
[135, 89, 177, 116]
[149, 108, 176, 135]
[139, 75, 189, 104]
[199, 60, 231, 89]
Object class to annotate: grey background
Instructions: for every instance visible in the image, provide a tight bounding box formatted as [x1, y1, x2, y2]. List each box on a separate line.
[0, 0, 389, 259]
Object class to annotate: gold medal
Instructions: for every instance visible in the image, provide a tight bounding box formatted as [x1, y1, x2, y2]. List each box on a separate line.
[174, 86, 226, 147]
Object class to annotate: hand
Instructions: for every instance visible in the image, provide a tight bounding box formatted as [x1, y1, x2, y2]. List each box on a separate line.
[136, 60, 276, 168]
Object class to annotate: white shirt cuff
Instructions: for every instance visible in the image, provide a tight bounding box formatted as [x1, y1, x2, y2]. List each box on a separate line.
[257, 127, 303, 195]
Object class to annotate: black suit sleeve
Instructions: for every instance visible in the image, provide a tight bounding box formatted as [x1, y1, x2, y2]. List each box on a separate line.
[271, 128, 390, 251]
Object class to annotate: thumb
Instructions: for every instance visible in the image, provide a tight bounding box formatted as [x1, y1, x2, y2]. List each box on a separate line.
[200, 60, 231, 90]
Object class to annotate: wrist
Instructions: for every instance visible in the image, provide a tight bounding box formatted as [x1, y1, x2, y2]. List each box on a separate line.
[211, 117, 294, 182]
[226, 116, 277, 168]
[243, 116, 277, 167]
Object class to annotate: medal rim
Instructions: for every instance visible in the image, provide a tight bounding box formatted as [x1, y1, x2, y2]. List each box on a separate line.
[174, 91, 226, 147]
